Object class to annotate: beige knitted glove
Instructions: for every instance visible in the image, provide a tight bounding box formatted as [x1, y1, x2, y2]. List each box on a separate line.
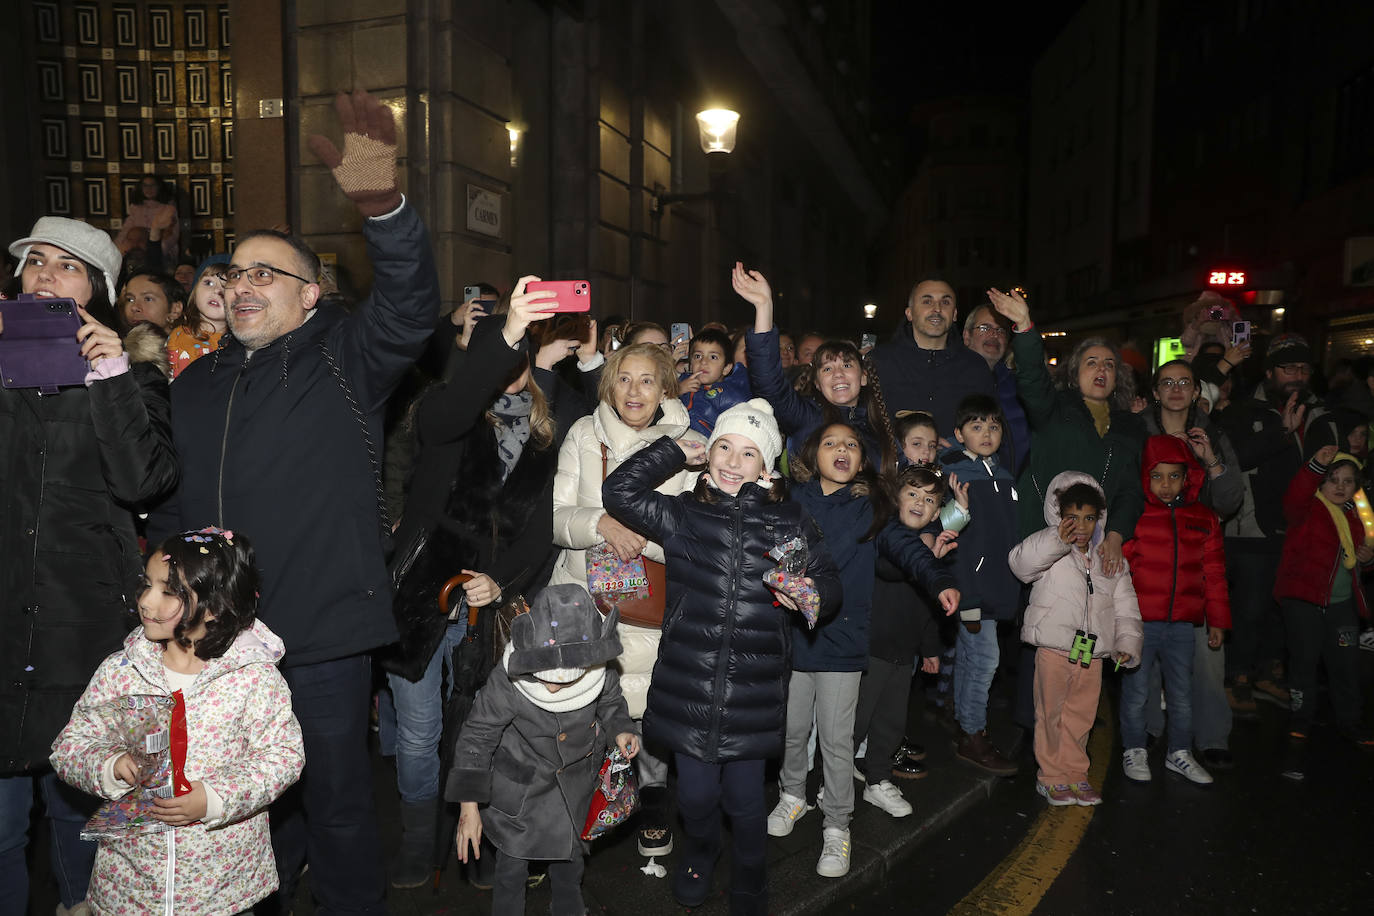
[306, 89, 403, 218]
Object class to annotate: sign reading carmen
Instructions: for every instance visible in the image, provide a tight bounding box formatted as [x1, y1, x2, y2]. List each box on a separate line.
[466, 185, 502, 238]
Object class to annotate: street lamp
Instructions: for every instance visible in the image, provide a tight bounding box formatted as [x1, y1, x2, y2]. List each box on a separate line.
[696, 109, 740, 154]
[651, 108, 741, 216]
[863, 303, 877, 319]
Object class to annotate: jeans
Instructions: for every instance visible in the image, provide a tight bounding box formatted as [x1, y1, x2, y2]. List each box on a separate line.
[1281, 598, 1362, 731]
[1120, 621, 1194, 752]
[1146, 625, 1232, 751]
[388, 622, 468, 803]
[954, 623, 1000, 734]
[491, 849, 585, 916]
[0, 770, 98, 915]
[271, 654, 386, 915]
[780, 671, 861, 829]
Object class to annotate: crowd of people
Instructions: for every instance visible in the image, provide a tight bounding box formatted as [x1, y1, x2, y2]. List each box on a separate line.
[1, 88, 1371, 916]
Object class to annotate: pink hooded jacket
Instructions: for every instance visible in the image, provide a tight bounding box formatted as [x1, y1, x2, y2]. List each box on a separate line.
[1009, 470, 1144, 664]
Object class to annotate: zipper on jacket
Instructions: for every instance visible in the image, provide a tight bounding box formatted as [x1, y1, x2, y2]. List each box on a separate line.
[216, 366, 245, 525]
[1166, 505, 1179, 621]
[707, 499, 744, 754]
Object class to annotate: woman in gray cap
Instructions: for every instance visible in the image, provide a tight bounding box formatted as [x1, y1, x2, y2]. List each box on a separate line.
[0, 216, 179, 916]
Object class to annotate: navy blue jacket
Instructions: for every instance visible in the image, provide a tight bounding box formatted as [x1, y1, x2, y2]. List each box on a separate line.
[870, 521, 948, 666]
[603, 438, 841, 763]
[153, 204, 440, 666]
[939, 447, 1021, 620]
[745, 327, 889, 469]
[871, 325, 998, 442]
[791, 480, 955, 671]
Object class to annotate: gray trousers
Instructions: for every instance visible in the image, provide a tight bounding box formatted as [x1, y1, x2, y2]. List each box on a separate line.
[780, 670, 862, 830]
[1145, 625, 1233, 751]
[633, 718, 670, 789]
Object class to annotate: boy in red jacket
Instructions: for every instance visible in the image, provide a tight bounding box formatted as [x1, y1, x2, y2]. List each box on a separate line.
[1120, 435, 1231, 785]
[1273, 445, 1374, 779]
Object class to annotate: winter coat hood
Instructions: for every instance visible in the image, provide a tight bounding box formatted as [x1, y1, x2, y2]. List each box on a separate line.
[1141, 434, 1204, 508]
[122, 620, 286, 693]
[1041, 470, 1107, 551]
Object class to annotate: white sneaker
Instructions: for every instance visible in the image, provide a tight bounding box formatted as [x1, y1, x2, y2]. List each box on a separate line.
[816, 827, 851, 878]
[766, 791, 813, 837]
[862, 780, 912, 818]
[1122, 747, 1152, 783]
[1165, 749, 1214, 785]
[1360, 628, 1374, 652]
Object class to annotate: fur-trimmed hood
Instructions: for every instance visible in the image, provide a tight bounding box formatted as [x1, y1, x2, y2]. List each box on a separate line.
[124, 321, 171, 379]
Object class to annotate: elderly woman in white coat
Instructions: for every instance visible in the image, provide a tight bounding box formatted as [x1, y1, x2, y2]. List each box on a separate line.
[550, 341, 705, 857]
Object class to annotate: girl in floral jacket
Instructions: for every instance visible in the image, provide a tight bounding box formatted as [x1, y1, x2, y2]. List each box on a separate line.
[51, 528, 304, 916]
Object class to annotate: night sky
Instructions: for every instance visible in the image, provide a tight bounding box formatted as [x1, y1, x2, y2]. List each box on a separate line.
[869, 1, 1084, 165]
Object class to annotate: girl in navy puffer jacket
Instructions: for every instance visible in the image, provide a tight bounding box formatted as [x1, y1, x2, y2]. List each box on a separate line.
[603, 399, 840, 916]
[769, 422, 956, 879]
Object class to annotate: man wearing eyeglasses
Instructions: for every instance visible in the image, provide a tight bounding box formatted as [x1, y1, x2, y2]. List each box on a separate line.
[963, 304, 1029, 474]
[151, 90, 437, 915]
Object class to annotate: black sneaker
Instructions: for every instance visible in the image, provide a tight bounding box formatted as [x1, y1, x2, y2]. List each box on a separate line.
[637, 823, 674, 856]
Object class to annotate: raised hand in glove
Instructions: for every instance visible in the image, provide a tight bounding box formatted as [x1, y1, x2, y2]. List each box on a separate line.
[306, 89, 402, 218]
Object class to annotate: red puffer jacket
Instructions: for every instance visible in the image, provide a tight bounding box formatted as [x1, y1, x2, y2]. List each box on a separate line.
[1273, 458, 1371, 618]
[1123, 436, 1231, 627]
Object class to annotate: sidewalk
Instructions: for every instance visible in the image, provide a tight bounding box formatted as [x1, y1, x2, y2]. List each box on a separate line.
[365, 689, 1016, 916]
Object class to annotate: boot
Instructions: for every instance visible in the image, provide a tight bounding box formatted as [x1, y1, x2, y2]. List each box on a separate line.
[391, 800, 437, 889]
[637, 785, 674, 856]
[955, 729, 1018, 776]
[729, 859, 768, 916]
[673, 819, 721, 907]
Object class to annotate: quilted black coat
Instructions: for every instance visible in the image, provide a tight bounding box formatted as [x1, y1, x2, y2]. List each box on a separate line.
[0, 355, 177, 772]
[602, 437, 841, 762]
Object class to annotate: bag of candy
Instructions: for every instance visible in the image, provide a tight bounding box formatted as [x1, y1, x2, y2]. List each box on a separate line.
[80, 694, 183, 840]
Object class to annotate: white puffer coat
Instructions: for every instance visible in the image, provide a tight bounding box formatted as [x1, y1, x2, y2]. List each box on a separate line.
[1009, 471, 1144, 665]
[551, 398, 705, 717]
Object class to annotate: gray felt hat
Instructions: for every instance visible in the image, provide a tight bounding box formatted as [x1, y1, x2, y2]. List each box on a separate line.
[507, 584, 623, 677]
[9, 216, 122, 302]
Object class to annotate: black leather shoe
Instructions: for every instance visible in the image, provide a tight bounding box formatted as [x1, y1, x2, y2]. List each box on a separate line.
[890, 755, 928, 780]
[898, 738, 927, 762]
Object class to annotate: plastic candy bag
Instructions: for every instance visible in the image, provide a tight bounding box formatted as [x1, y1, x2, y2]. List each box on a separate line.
[81, 693, 185, 840]
[585, 542, 652, 603]
[580, 746, 640, 840]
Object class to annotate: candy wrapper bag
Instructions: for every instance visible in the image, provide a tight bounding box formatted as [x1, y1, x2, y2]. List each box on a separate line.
[581, 746, 640, 840]
[764, 567, 821, 628]
[80, 694, 180, 840]
[585, 542, 652, 603]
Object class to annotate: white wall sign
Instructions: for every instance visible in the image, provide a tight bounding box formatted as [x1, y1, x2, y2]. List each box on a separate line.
[466, 185, 502, 238]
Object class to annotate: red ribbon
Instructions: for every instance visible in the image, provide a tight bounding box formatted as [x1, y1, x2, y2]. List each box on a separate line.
[170, 690, 192, 797]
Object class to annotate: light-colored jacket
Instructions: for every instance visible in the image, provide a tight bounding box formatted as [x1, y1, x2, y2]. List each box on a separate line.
[51, 621, 304, 916]
[550, 398, 705, 717]
[1009, 471, 1143, 665]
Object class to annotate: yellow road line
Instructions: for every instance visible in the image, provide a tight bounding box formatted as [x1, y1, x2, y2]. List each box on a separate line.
[948, 692, 1114, 916]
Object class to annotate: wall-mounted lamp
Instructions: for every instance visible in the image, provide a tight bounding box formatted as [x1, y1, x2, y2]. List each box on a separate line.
[508, 126, 521, 168]
[696, 109, 740, 154]
[863, 303, 877, 319]
[652, 109, 741, 216]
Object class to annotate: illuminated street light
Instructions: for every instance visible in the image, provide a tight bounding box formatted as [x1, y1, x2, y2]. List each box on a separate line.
[696, 109, 740, 154]
[863, 303, 877, 319]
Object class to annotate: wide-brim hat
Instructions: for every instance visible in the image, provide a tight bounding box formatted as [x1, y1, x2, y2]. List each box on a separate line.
[9, 216, 122, 302]
[507, 584, 623, 677]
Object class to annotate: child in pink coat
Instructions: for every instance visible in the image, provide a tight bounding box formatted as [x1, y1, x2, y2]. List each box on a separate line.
[51, 528, 304, 916]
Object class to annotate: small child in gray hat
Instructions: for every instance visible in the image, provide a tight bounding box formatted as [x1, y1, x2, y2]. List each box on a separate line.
[447, 584, 638, 915]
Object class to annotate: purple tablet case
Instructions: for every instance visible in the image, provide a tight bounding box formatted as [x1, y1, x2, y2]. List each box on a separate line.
[0, 295, 87, 394]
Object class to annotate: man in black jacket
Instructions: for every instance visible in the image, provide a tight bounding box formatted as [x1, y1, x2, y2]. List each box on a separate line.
[152, 90, 439, 914]
[871, 279, 999, 444]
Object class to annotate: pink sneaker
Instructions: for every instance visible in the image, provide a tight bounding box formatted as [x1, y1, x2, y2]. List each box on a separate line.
[1070, 781, 1102, 806]
[1036, 782, 1077, 806]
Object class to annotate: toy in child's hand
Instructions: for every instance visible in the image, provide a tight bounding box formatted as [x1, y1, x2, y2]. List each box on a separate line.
[764, 568, 821, 628]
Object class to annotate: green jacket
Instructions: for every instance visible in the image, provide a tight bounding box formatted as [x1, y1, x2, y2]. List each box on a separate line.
[1010, 329, 1145, 540]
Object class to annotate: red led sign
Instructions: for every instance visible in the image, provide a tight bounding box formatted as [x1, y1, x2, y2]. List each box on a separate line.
[1208, 270, 1246, 286]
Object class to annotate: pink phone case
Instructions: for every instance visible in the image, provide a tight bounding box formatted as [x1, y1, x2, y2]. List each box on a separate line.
[526, 280, 591, 312]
